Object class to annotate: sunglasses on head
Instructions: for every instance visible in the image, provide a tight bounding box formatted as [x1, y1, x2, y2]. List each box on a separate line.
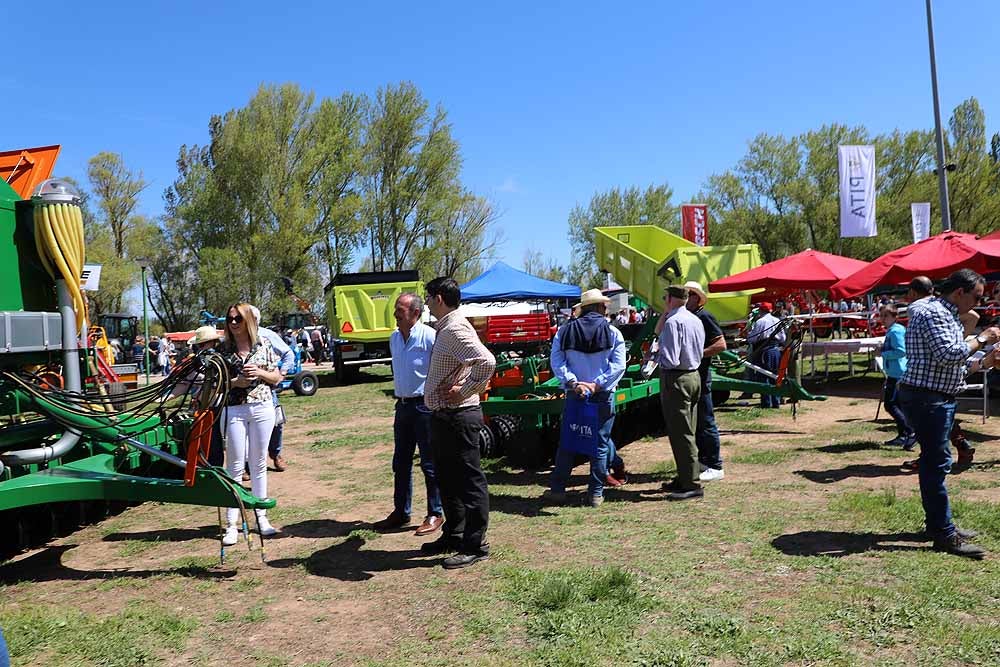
[227, 314, 244, 324]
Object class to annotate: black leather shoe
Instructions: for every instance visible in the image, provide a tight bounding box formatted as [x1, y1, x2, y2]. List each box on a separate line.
[933, 533, 986, 559]
[373, 511, 410, 530]
[442, 551, 490, 569]
[420, 536, 460, 555]
[661, 479, 683, 492]
[665, 487, 704, 501]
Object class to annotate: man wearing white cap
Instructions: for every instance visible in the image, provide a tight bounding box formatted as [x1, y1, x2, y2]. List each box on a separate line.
[249, 306, 295, 471]
[683, 281, 727, 482]
[545, 288, 627, 507]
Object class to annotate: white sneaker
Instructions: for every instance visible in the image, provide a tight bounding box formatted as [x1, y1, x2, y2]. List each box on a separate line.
[256, 515, 278, 536]
[222, 526, 239, 546]
[699, 467, 725, 482]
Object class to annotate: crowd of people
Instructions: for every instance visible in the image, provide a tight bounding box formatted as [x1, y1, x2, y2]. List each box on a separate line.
[529, 269, 1000, 560]
[165, 269, 999, 566]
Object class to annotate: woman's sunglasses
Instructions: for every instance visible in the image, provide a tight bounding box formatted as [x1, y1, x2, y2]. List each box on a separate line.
[227, 315, 244, 324]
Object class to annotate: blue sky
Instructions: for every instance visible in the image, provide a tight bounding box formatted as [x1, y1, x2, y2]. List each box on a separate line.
[7, 1, 1000, 272]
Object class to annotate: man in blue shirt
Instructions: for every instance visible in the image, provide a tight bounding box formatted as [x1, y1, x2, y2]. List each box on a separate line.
[898, 269, 999, 558]
[250, 306, 295, 472]
[378, 293, 443, 536]
[545, 289, 627, 508]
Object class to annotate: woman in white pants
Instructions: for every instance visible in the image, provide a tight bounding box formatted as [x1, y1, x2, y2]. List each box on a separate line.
[221, 302, 282, 545]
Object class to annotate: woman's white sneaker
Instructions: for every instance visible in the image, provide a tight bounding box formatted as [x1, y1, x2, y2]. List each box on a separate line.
[256, 515, 278, 536]
[222, 526, 240, 546]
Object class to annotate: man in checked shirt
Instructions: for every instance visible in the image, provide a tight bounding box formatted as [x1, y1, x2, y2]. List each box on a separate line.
[898, 269, 1000, 559]
[420, 277, 497, 569]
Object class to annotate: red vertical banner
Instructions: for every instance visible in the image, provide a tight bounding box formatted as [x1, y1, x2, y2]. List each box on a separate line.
[681, 204, 708, 246]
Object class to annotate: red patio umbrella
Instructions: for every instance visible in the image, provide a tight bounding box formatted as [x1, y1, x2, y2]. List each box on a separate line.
[983, 229, 1000, 241]
[708, 249, 868, 292]
[829, 232, 1000, 299]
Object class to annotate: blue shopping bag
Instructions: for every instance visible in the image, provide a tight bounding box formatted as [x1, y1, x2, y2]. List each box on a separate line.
[560, 395, 600, 457]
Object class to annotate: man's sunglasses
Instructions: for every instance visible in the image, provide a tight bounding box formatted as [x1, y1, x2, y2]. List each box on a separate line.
[227, 315, 244, 324]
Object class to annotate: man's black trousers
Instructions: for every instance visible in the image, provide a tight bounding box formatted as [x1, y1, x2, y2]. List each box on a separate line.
[431, 406, 490, 555]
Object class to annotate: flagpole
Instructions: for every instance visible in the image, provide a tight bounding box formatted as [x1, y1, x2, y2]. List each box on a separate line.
[925, 0, 952, 232]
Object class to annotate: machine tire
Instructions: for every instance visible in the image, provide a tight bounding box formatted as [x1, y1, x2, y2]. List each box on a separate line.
[478, 424, 496, 458]
[292, 371, 318, 397]
[108, 382, 128, 411]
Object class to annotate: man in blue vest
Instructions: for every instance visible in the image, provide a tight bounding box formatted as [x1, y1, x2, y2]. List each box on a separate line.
[545, 289, 627, 508]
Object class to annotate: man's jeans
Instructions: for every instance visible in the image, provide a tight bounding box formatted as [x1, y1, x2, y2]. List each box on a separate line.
[758, 347, 782, 408]
[898, 385, 956, 539]
[883, 377, 913, 440]
[393, 401, 443, 518]
[551, 391, 615, 497]
[268, 390, 283, 459]
[696, 375, 723, 470]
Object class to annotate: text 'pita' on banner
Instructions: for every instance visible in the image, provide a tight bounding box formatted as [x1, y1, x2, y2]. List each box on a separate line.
[911, 203, 931, 243]
[681, 204, 709, 246]
[837, 145, 877, 238]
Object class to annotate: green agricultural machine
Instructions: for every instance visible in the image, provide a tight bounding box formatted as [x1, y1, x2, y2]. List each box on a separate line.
[478, 226, 824, 464]
[0, 148, 271, 562]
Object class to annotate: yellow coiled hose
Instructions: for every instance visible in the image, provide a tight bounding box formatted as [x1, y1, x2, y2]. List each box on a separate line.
[33, 202, 87, 332]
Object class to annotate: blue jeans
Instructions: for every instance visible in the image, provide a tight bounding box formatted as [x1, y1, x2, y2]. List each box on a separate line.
[551, 391, 615, 497]
[758, 347, 782, 408]
[697, 374, 723, 470]
[0, 626, 8, 667]
[268, 391, 283, 458]
[393, 401, 442, 517]
[883, 377, 913, 439]
[898, 385, 956, 539]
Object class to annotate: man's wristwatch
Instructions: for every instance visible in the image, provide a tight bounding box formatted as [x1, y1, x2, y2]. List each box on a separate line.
[976, 333, 989, 346]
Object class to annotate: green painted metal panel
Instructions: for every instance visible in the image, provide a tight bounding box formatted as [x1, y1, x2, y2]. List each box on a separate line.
[327, 278, 422, 342]
[595, 225, 761, 323]
[0, 453, 275, 511]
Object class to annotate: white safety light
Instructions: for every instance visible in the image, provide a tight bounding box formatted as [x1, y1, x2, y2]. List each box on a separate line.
[33, 178, 81, 204]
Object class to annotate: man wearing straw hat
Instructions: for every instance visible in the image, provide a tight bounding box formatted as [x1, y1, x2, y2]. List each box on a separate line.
[683, 281, 727, 483]
[654, 285, 705, 500]
[545, 288, 627, 508]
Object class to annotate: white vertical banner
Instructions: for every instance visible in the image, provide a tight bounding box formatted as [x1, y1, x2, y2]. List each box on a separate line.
[910, 202, 931, 243]
[838, 145, 877, 238]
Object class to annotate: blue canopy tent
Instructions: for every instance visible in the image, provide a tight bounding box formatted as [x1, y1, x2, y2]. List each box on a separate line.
[460, 262, 581, 302]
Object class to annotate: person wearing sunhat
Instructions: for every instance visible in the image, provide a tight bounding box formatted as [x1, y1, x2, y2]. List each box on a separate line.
[545, 288, 627, 507]
[654, 285, 706, 500]
[747, 301, 785, 409]
[683, 281, 727, 482]
[172, 326, 227, 466]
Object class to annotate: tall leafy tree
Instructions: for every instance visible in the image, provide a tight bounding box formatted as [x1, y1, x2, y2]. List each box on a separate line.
[85, 154, 147, 313]
[363, 81, 462, 272]
[566, 183, 677, 287]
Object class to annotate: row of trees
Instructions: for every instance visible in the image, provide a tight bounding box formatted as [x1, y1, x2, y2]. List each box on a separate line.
[568, 97, 1000, 286]
[82, 82, 503, 330]
[81, 90, 998, 330]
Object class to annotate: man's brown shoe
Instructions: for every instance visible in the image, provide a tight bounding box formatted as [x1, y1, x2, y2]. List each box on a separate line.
[241, 469, 251, 482]
[272, 455, 287, 472]
[415, 515, 443, 536]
